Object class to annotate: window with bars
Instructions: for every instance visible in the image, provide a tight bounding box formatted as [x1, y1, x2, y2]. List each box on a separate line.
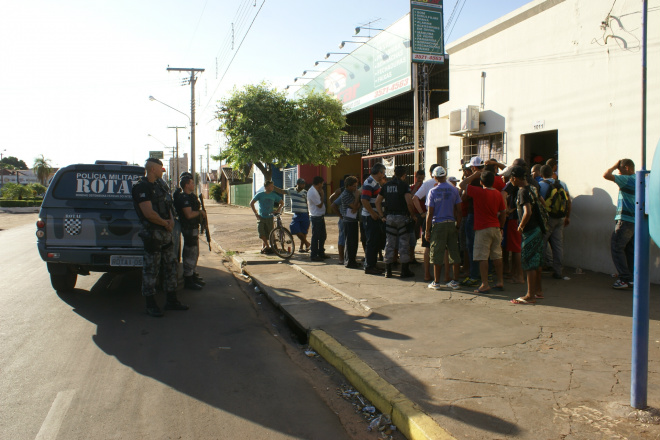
[462, 132, 505, 165]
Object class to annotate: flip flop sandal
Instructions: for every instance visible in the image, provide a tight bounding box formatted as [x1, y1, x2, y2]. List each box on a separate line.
[493, 285, 505, 291]
[510, 297, 535, 305]
[535, 294, 545, 299]
[474, 288, 492, 294]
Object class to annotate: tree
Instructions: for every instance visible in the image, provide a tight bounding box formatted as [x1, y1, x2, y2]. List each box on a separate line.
[33, 155, 53, 185]
[28, 183, 47, 197]
[0, 182, 32, 200]
[214, 82, 347, 181]
[0, 156, 28, 170]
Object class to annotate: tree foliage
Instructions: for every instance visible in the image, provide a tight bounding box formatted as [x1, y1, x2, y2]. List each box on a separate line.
[214, 82, 347, 181]
[33, 155, 53, 185]
[0, 156, 28, 170]
[0, 182, 33, 200]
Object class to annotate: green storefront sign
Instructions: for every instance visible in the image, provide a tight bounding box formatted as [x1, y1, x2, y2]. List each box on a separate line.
[411, 0, 444, 64]
[299, 15, 412, 114]
[149, 151, 164, 159]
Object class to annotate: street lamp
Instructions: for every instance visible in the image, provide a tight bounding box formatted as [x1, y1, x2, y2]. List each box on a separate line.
[148, 96, 190, 123]
[355, 26, 384, 35]
[339, 41, 365, 49]
[325, 52, 350, 59]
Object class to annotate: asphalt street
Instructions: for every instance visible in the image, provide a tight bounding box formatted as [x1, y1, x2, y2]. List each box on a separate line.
[0, 219, 374, 440]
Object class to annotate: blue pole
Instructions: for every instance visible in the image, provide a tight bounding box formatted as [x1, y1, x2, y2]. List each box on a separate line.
[632, 171, 650, 409]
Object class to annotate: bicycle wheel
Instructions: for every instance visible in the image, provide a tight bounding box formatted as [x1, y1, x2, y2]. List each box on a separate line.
[269, 227, 295, 259]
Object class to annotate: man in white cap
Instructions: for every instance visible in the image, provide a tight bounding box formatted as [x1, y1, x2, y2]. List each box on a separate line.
[425, 166, 462, 290]
[459, 156, 485, 287]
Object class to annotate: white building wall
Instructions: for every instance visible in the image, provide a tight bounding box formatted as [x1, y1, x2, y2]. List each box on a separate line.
[425, 0, 660, 281]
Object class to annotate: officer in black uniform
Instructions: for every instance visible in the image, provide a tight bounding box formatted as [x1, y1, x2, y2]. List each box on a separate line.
[375, 166, 416, 278]
[174, 173, 205, 290]
[132, 158, 189, 317]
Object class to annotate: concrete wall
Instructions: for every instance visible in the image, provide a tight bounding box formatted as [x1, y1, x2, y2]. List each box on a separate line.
[424, 0, 660, 281]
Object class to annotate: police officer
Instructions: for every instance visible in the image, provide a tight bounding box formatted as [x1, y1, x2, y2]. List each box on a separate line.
[375, 166, 416, 278]
[174, 174, 206, 290]
[132, 158, 189, 317]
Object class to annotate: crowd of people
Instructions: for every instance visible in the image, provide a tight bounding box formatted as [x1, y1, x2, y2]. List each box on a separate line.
[248, 154, 637, 305]
[129, 153, 636, 317]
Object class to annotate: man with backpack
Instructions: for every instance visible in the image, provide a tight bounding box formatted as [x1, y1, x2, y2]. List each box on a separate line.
[539, 164, 571, 279]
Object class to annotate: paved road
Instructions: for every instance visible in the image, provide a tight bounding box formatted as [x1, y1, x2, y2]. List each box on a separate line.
[0, 221, 370, 440]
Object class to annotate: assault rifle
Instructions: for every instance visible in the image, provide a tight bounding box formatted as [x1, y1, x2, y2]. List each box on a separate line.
[199, 194, 211, 251]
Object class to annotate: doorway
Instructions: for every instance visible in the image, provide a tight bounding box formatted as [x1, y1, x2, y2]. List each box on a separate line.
[520, 130, 558, 167]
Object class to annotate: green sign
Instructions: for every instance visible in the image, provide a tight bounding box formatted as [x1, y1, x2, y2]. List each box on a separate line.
[149, 151, 164, 159]
[411, 0, 444, 64]
[299, 15, 411, 114]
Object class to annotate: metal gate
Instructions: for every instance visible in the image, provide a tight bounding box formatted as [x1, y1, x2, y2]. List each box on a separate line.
[282, 167, 297, 213]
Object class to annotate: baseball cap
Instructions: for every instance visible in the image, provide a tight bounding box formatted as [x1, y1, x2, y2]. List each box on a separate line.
[296, 178, 305, 185]
[469, 156, 484, 167]
[432, 166, 446, 177]
[510, 166, 526, 179]
[448, 176, 459, 182]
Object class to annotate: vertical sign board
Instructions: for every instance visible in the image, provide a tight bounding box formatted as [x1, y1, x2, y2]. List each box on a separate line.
[411, 0, 444, 64]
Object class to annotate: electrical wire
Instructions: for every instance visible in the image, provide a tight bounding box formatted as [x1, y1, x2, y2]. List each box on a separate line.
[202, 0, 267, 114]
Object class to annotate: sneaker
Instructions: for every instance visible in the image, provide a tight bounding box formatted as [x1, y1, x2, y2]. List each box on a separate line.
[460, 277, 480, 287]
[446, 280, 460, 290]
[612, 279, 629, 289]
[427, 281, 442, 290]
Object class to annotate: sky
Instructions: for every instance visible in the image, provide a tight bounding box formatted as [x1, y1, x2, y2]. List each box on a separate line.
[0, 0, 531, 172]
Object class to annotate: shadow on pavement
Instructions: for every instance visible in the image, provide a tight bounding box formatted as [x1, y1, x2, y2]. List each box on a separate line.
[56, 268, 350, 440]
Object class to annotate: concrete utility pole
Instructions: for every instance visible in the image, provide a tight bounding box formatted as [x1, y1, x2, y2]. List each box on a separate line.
[168, 126, 186, 181]
[166, 67, 205, 189]
[205, 144, 210, 179]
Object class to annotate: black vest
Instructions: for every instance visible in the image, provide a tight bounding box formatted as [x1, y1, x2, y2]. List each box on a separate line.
[382, 178, 410, 216]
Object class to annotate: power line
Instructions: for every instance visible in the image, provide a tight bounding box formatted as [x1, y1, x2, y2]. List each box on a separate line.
[203, 0, 266, 113]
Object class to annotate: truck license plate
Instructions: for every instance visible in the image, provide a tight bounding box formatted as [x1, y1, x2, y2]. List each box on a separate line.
[110, 255, 143, 267]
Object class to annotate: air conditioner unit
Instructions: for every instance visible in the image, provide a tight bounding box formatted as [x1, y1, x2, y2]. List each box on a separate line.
[449, 105, 480, 135]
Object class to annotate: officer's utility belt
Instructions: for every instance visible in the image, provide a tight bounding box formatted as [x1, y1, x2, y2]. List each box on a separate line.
[138, 227, 172, 253]
[385, 217, 415, 236]
[434, 220, 456, 224]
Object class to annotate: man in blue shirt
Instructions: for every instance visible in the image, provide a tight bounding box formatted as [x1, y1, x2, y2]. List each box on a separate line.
[250, 180, 284, 254]
[603, 159, 636, 289]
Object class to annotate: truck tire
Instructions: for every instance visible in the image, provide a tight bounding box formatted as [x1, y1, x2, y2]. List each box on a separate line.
[50, 270, 77, 292]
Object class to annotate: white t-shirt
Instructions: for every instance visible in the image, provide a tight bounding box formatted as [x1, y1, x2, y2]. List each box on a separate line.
[307, 185, 325, 216]
[414, 178, 437, 200]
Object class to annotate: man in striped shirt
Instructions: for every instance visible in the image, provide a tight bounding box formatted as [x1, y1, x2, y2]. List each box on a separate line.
[273, 178, 310, 253]
[604, 158, 636, 289]
[361, 163, 387, 274]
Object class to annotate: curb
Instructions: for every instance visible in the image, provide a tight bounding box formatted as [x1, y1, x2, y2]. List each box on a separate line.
[309, 330, 455, 440]
[290, 263, 372, 316]
[209, 235, 456, 440]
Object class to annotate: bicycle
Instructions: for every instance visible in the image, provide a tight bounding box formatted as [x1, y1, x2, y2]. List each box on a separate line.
[269, 212, 295, 259]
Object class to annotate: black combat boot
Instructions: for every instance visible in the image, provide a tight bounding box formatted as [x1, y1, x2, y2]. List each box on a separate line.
[192, 273, 206, 286]
[385, 264, 393, 278]
[145, 295, 164, 317]
[184, 276, 203, 290]
[400, 263, 415, 278]
[164, 292, 189, 311]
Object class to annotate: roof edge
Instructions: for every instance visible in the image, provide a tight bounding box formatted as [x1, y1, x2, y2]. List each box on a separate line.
[447, 0, 566, 54]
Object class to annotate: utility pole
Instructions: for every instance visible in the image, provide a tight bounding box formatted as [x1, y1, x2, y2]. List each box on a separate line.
[205, 144, 210, 179]
[199, 155, 204, 184]
[168, 126, 186, 182]
[166, 67, 205, 190]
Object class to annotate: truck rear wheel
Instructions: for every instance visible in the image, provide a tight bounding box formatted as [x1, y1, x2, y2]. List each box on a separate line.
[50, 270, 77, 292]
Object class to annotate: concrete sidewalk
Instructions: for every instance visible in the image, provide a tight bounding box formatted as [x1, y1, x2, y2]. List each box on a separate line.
[204, 202, 660, 440]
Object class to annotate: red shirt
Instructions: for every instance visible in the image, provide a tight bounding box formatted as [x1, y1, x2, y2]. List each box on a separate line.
[493, 175, 505, 191]
[466, 185, 505, 230]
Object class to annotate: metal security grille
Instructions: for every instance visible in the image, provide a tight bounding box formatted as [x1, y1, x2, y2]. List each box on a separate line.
[282, 167, 297, 213]
[462, 132, 505, 165]
[361, 150, 423, 186]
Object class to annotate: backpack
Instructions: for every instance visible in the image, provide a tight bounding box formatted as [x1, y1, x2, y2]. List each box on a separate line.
[543, 180, 569, 218]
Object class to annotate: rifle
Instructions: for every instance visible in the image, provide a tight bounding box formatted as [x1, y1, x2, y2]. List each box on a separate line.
[199, 193, 212, 251]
